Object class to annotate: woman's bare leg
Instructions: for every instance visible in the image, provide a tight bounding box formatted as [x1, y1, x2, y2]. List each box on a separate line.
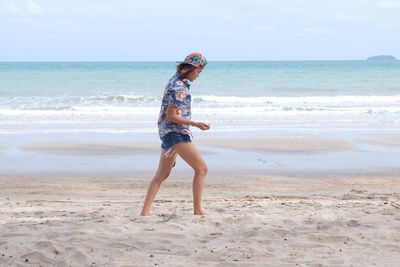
[173, 142, 208, 215]
[140, 150, 177, 216]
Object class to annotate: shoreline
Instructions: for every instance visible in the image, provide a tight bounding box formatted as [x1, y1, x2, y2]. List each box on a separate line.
[3, 134, 360, 153]
[2, 130, 400, 175]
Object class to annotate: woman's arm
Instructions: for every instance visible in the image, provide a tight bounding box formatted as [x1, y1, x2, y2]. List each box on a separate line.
[166, 105, 210, 130]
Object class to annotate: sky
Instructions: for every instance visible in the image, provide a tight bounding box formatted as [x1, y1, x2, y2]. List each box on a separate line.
[0, 0, 399, 61]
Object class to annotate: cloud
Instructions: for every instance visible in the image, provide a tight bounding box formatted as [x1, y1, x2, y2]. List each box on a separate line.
[6, 16, 45, 27]
[252, 25, 274, 32]
[1, 0, 399, 61]
[325, 12, 371, 23]
[5, 0, 43, 17]
[379, 22, 399, 32]
[303, 27, 330, 35]
[376, 1, 400, 9]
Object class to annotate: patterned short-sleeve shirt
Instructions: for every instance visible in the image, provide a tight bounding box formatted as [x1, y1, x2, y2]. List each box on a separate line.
[158, 72, 192, 139]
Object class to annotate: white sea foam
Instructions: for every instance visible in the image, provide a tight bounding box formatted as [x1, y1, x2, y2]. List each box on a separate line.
[1, 94, 400, 133]
[1, 95, 400, 118]
[1, 94, 400, 109]
[194, 95, 400, 104]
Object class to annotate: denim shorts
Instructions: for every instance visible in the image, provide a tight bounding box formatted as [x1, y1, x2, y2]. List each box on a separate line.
[161, 132, 192, 150]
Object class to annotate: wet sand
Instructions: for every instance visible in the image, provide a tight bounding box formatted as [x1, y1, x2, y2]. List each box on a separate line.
[21, 142, 159, 155]
[360, 135, 400, 148]
[197, 136, 357, 153]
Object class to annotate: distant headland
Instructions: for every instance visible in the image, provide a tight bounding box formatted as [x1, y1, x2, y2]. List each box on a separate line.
[366, 55, 397, 61]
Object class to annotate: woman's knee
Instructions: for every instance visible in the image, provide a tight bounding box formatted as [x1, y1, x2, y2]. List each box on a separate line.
[194, 163, 208, 177]
[153, 171, 171, 184]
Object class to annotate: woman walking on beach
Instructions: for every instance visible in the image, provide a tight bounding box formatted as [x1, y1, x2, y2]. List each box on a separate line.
[141, 53, 210, 216]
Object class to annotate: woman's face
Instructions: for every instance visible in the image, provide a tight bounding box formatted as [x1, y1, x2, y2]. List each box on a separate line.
[186, 66, 203, 82]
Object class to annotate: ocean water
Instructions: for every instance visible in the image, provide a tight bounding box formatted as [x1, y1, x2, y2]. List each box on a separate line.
[1, 61, 400, 134]
[1, 61, 400, 174]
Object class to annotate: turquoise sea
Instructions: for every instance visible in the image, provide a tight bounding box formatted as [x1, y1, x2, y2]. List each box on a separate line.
[1, 61, 400, 131]
[1, 61, 400, 174]
[1, 61, 400, 97]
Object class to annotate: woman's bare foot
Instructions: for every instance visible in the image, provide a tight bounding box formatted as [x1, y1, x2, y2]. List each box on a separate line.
[140, 211, 149, 216]
[194, 210, 207, 215]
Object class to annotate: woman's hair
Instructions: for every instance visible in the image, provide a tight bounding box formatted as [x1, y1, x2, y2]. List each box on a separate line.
[176, 63, 197, 78]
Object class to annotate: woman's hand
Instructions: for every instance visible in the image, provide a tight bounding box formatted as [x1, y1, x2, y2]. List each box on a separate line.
[193, 121, 210, 130]
[166, 105, 210, 131]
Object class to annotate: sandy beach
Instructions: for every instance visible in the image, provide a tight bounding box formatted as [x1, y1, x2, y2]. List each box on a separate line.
[1, 60, 400, 266]
[2, 1, 400, 265]
[1, 171, 399, 267]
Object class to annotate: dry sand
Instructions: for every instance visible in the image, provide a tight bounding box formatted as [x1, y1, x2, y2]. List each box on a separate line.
[1, 172, 399, 266]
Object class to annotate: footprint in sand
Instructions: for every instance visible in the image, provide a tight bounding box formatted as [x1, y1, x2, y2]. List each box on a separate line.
[346, 220, 361, 227]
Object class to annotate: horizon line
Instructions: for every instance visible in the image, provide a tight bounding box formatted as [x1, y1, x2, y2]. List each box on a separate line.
[1, 58, 398, 63]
